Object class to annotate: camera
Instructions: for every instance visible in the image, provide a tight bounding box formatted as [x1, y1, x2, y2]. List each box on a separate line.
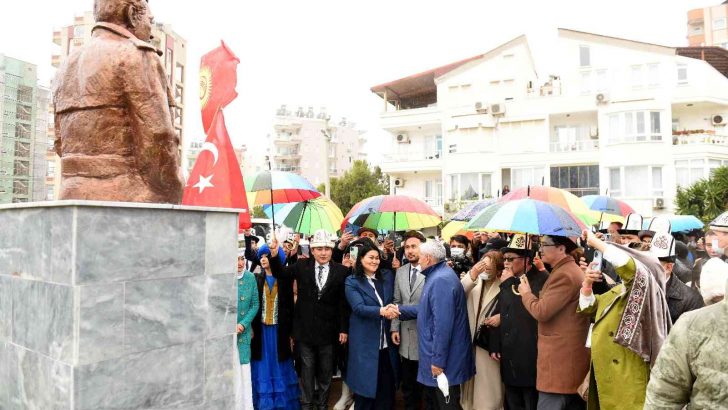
[449, 253, 474, 275]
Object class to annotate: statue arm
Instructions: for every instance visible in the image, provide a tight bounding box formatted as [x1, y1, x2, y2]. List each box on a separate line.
[124, 49, 183, 200]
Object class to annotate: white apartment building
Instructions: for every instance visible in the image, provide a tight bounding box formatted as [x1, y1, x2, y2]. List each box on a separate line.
[372, 28, 728, 217]
[270, 105, 367, 187]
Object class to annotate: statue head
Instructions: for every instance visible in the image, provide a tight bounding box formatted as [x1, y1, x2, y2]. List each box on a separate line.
[94, 0, 154, 41]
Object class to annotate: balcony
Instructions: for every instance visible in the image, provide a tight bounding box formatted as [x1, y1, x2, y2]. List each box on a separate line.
[51, 55, 61, 68]
[273, 148, 301, 159]
[672, 131, 728, 156]
[272, 132, 301, 145]
[380, 150, 443, 173]
[274, 165, 300, 173]
[53, 30, 62, 46]
[273, 118, 303, 132]
[379, 105, 441, 131]
[549, 139, 599, 153]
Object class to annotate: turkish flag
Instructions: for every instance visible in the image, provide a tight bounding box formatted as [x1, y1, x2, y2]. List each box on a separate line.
[182, 109, 252, 229]
[199, 41, 239, 133]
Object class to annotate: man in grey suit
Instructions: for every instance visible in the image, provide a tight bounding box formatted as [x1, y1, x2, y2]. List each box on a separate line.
[391, 230, 427, 410]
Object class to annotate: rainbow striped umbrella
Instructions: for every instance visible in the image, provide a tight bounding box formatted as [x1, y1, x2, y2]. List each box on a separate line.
[451, 199, 497, 221]
[499, 186, 598, 225]
[245, 171, 321, 206]
[465, 198, 587, 237]
[581, 195, 635, 217]
[342, 195, 441, 232]
[263, 197, 344, 235]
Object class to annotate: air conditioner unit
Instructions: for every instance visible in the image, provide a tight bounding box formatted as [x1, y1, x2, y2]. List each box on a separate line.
[589, 126, 599, 139]
[596, 93, 609, 104]
[712, 114, 727, 126]
[490, 103, 506, 116]
[475, 101, 488, 114]
[396, 133, 410, 144]
[393, 178, 405, 188]
[653, 197, 665, 209]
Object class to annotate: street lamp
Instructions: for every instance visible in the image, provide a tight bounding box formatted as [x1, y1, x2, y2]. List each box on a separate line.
[320, 125, 332, 199]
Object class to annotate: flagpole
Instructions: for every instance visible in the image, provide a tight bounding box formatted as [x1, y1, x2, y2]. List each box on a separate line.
[267, 158, 276, 229]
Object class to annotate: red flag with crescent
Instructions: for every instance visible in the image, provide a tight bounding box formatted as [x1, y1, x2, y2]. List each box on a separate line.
[199, 41, 239, 133]
[183, 109, 251, 229]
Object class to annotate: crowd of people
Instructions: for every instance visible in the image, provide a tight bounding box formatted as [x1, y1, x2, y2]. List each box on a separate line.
[233, 211, 728, 410]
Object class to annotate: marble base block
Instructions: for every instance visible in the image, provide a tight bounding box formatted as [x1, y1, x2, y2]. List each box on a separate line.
[0, 201, 241, 409]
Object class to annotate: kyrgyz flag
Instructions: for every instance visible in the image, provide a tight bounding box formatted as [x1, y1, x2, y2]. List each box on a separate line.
[183, 109, 252, 229]
[199, 41, 239, 133]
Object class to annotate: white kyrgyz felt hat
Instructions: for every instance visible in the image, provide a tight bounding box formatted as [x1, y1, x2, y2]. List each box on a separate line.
[710, 211, 728, 233]
[650, 232, 676, 260]
[310, 229, 334, 248]
[700, 258, 728, 303]
[647, 217, 672, 236]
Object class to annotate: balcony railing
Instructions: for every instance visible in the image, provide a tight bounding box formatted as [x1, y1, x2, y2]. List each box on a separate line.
[382, 151, 442, 162]
[672, 133, 728, 146]
[549, 139, 599, 153]
[275, 166, 300, 173]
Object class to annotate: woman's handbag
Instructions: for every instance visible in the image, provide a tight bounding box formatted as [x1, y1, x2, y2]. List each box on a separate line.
[473, 280, 498, 350]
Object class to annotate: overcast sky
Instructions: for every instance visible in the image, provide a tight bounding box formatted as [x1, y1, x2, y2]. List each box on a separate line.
[0, 0, 718, 165]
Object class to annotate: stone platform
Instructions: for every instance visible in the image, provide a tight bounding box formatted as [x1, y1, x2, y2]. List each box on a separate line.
[0, 201, 241, 409]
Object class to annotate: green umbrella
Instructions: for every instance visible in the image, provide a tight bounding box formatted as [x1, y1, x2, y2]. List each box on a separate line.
[263, 197, 344, 235]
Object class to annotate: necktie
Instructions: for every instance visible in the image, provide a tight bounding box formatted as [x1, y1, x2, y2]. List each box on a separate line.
[410, 267, 418, 291]
[317, 265, 324, 291]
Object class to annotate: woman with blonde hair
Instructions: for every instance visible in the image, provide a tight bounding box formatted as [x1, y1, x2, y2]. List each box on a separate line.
[460, 250, 505, 410]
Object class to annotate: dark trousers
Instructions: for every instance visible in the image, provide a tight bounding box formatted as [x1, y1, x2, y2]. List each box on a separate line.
[424, 385, 462, 410]
[536, 392, 585, 410]
[401, 357, 423, 410]
[299, 342, 334, 410]
[504, 385, 538, 410]
[354, 349, 396, 410]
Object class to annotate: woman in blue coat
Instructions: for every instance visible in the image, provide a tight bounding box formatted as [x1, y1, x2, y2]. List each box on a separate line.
[344, 239, 401, 410]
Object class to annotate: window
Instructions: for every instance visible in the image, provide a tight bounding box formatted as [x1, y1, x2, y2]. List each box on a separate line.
[647, 63, 660, 87]
[579, 71, 592, 94]
[609, 166, 663, 197]
[677, 64, 688, 85]
[449, 173, 492, 200]
[631, 65, 643, 88]
[460, 173, 479, 200]
[607, 111, 663, 143]
[425, 180, 443, 206]
[511, 167, 545, 189]
[551, 126, 598, 152]
[609, 168, 621, 197]
[595, 69, 608, 92]
[47, 161, 55, 176]
[690, 25, 704, 35]
[714, 17, 727, 30]
[650, 112, 661, 140]
[46, 187, 54, 200]
[549, 165, 599, 196]
[73, 25, 84, 38]
[579, 46, 591, 67]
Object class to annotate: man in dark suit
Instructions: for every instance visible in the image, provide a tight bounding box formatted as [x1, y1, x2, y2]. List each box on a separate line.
[274, 229, 350, 410]
[391, 230, 427, 410]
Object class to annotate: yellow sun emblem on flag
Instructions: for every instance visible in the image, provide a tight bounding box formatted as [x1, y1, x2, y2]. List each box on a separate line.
[199, 66, 213, 108]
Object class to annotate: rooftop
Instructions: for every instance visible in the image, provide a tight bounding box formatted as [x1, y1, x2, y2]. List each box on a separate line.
[676, 46, 728, 79]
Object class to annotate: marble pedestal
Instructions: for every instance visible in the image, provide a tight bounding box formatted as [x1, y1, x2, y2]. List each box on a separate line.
[0, 201, 241, 410]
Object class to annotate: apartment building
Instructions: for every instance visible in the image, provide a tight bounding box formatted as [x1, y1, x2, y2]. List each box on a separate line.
[270, 105, 367, 187]
[688, 1, 728, 48]
[0, 54, 49, 203]
[49, 12, 187, 199]
[372, 29, 728, 217]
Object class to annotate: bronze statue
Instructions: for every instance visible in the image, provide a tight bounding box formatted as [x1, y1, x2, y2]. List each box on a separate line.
[53, 0, 183, 203]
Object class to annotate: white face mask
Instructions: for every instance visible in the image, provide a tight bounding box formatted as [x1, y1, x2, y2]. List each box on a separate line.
[451, 247, 465, 257]
[479, 273, 491, 281]
[712, 239, 725, 256]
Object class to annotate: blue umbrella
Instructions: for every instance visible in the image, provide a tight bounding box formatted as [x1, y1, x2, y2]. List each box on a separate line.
[642, 215, 704, 233]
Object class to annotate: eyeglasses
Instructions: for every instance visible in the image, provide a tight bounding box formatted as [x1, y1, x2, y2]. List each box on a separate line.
[503, 256, 524, 262]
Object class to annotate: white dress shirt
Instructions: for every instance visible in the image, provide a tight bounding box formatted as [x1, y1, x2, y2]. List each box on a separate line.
[314, 262, 330, 292]
[366, 275, 388, 349]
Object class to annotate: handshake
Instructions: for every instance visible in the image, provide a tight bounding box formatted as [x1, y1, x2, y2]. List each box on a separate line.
[380, 304, 400, 320]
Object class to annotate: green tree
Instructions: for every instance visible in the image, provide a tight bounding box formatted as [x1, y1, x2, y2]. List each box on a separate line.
[327, 160, 389, 213]
[675, 166, 728, 223]
[252, 205, 267, 218]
